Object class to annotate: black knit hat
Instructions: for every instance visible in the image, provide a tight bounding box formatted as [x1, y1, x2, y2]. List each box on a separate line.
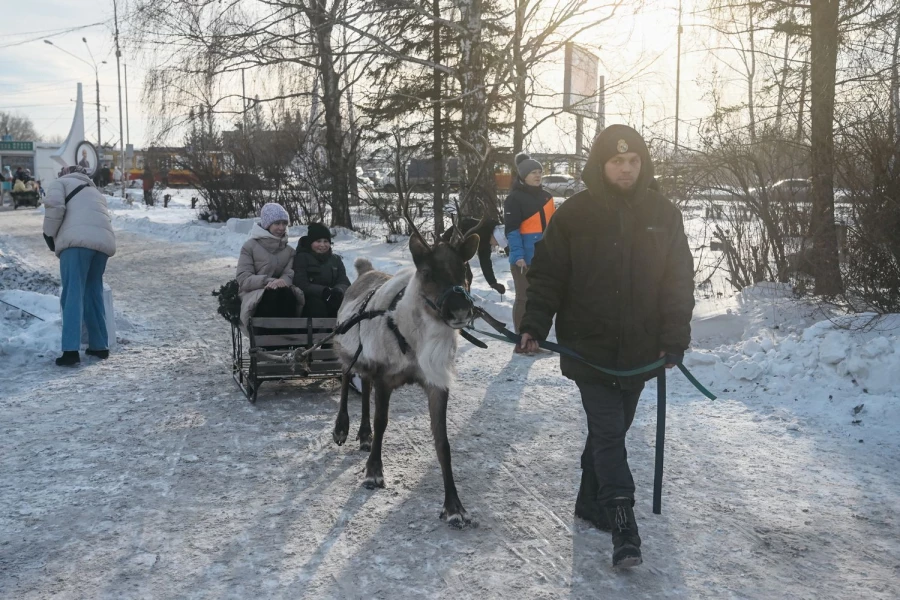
[306, 222, 332, 243]
[588, 124, 650, 168]
[582, 124, 655, 201]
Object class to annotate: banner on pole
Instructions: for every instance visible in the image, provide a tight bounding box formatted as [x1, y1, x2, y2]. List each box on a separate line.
[563, 43, 600, 119]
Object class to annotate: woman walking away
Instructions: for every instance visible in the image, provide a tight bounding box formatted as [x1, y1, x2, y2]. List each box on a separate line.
[43, 165, 117, 366]
[236, 203, 305, 329]
[503, 153, 554, 341]
[292, 223, 350, 318]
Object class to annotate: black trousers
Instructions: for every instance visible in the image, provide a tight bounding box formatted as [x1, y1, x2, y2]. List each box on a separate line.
[253, 287, 299, 336]
[301, 295, 338, 318]
[577, 380, 644, 506]
[254, 287, 297, 319]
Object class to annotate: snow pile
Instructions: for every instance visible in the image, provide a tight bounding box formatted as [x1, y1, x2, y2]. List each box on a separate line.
[0, 289, 63, 360]
[0, 247, 133, 361]
[686, 284, 900, 393]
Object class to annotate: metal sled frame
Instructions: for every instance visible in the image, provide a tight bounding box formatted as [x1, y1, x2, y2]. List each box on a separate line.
[11, 190, 40, 209]
[231, 317, 343, 403]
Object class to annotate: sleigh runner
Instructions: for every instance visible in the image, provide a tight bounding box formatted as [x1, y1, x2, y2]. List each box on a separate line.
[231, 316, 343, 403]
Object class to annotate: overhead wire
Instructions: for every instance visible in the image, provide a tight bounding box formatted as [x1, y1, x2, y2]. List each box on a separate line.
[0, 21, 110, 50]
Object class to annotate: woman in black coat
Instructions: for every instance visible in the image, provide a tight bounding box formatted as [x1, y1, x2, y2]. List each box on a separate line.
[440, 216, 505, 294]
[292, 223, 351, 318]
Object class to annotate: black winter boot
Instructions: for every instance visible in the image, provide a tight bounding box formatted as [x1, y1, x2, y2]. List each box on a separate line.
[55, 351, 81, 366]
[574, 469, 611, 531]
[86, 349, 109, 359]
[604, 500, 642, 568]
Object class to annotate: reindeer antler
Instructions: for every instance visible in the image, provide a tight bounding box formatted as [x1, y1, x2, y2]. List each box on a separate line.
[456, 136, 494, 241]
[393, 129, 429, 247]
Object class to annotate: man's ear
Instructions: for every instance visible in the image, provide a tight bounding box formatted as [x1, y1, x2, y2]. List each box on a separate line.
[409, 233, 431, 269]
[459, 234, 480, 262]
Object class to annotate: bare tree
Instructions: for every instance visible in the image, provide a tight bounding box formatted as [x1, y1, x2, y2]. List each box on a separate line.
[0, 111, 38, 141]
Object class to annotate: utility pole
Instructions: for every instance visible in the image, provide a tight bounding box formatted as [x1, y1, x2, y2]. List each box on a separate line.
[45, 39, 105, 148]
[114, 0, 126, 200]
[83, 38, 102, 147]
[124, 62, 130, 145]
[674, 0, 683, 153]
[241, 68, 248, 132]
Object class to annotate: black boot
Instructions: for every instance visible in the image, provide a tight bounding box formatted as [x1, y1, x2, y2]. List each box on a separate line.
[574, 469, 611, 531]
[604, 500, 642, 568]
[55, 351, 81, 366]
[86, 349, 109, 359]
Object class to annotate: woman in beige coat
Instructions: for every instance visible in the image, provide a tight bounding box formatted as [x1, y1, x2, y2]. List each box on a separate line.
[236, 203, 305, 327]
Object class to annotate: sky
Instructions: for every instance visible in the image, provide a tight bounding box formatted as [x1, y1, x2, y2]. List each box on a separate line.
[0, 1, 145, 149]
[0, 0, 726, 153]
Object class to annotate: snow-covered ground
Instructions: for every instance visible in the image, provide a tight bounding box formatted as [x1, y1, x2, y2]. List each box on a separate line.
[1, 199, 899, 598]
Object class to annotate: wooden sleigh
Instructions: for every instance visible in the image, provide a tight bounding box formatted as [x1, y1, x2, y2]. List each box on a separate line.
[231, 317, 343, 403]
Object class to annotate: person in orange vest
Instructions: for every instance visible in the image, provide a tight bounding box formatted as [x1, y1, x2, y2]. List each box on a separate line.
[504, 153, 555, 340]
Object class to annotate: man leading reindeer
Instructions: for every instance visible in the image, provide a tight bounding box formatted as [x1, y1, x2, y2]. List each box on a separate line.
[518, 125, 695, 568]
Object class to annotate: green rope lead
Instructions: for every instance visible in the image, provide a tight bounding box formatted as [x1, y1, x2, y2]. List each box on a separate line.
[466, 326, 717, 401]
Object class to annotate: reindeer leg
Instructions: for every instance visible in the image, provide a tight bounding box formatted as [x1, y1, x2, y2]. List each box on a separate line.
[333, 372, 352, 446]
[364, 380, 392, 489]
[356, 377, 373, 452]
[427, 385, 471, 528]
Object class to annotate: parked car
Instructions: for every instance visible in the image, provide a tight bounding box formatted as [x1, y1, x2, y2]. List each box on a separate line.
[768, 178, 811, 204]
[541, 174, 585, 198]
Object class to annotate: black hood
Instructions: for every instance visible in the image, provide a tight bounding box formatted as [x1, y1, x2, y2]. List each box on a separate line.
[582, 124, 654, 206]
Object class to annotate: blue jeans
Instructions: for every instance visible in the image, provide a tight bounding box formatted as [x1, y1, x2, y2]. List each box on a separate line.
[59, 248, 109, 352]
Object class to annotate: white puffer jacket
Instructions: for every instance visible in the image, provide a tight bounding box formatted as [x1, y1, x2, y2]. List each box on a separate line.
[42, 173, 116, 258]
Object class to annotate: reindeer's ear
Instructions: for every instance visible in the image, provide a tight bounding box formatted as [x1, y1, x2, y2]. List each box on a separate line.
[409, 233, 432, 268]
[459, 234, 480, 262]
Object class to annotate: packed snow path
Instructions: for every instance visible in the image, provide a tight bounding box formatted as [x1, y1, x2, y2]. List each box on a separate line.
[2, 210, 899, 599]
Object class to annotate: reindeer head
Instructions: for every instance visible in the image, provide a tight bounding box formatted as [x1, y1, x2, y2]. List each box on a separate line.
[409, 233, 480, 329]
[400, 136, 495, 329]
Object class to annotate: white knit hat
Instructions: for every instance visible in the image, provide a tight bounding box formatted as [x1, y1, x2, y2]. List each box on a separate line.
[260, 202, 290, 229]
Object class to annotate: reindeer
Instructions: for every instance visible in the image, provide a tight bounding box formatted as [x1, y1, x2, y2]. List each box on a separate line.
[331, 202, 488, 527]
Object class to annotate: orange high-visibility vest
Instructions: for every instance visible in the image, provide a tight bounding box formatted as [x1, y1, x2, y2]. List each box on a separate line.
[519, 198, 555, 235]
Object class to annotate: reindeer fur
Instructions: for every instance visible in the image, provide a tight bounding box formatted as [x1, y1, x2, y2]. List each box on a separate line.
[332, 240, 478, 527]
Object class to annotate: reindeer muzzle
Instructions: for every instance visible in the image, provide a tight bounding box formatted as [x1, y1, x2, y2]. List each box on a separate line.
[425, 285, 475, 329]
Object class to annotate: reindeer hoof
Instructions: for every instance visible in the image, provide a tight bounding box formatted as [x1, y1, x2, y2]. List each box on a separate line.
[440, 508, 474, 529]
[363, 474, 384, 489]
[357, 431, 372, 452]
[333, 429, 348, 446]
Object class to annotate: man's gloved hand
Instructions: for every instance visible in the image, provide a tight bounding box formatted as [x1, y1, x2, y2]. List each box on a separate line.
[492, 283, 506, 295]
[322, 287, 332, 301]
[659, 350, 684, 369]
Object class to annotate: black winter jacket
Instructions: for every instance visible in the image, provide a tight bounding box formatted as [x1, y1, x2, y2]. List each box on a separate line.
[292, 242, 351, 299]
[440, 216, 501, 288]
[519, 135, 695, 388]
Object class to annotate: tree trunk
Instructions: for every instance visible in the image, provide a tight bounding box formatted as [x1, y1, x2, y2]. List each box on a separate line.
[747, 5, 757, 143]
[809, 0, 843, 295]
[512, 0, 526, 154]
[457, 0, 498, 219]
[310, 0, 352, 229]
[796, 60, 808, 142]
[432, 0, 445, 236]
[774, 9, 793, 132]
[891, 10, 900, 175]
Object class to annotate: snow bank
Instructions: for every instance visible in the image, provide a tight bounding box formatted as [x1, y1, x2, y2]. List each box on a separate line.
[0, 290, 62, 360]
[1, 248, 129, 361]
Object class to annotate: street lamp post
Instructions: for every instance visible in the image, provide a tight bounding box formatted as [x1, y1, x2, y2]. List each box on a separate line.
[83, 38, 106, 149]
[43, 39, 105, 147]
